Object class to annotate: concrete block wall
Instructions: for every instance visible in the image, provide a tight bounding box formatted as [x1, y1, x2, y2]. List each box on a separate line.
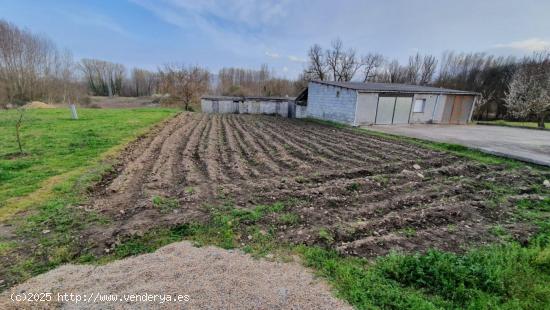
[220, 100, 239, 113]
[201, 99, 239, 113]
[270, 101, 288, 117]
[295, 105, 307, 118]
[201, 99, 214, 113]
[306, 82, 357, 125]
[203, 98, 292, 117]
[239, 100, 289, 117]
[238, 101, 248, 114]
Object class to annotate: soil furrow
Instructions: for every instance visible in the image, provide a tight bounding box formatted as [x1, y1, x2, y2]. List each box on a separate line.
[259, 118, 361, 168]
[181, 114, 212, 196]
[226, 114, 281, 175]
[272, 117, 435, 162]
[220, 114, 258, 179]
[82, 113, 545, 261]
[145, 113, 200, 192]
[92, 113, 186, 212]
[203, 114, 229, 183]
[222, 115, 261, 178]
[253, 118, 332, 167]
[238, 115, 305, 170]
[216, 115, 243, 180]
[266, 117, 388, 164]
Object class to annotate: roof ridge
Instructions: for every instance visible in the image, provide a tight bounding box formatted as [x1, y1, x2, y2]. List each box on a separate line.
[311, 80, 479, 95]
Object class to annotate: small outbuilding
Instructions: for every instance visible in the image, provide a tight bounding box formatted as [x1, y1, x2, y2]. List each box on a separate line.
[295, 80, 479, 126]
[201, 95, 295, 118]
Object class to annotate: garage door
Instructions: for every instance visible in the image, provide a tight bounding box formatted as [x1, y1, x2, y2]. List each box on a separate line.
[375, 97, 395, 124]
[375, 96, 413, 124]
[393, 97, 413, 124]
[449, 96, 463, 124]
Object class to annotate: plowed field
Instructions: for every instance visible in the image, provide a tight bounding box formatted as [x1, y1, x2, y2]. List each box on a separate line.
[85, 113, 546, 258]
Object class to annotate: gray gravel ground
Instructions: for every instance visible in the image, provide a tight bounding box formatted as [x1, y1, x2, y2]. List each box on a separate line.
[0, 241, 351, 309]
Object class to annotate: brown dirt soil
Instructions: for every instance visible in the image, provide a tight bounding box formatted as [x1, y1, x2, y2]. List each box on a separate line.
[81, 113, 549, 258]
[0, 241, 351, 309]
[23, 101, 55, 109]
[88, 96, 159, 108]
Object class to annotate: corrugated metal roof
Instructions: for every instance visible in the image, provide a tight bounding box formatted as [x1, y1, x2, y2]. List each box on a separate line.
[201, 95, 296, 101]
[312, 80, 479, 95]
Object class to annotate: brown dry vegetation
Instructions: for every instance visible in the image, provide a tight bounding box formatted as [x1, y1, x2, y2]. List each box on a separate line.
[81, 113, 547, 258]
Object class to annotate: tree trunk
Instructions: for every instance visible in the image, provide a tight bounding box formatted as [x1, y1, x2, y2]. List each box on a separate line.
[539, 114, 546, 129]
[15, 111, 24, 154]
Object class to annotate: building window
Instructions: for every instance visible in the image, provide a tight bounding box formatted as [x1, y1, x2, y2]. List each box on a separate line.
[413, 99, 425, 113]
[336, 90, 340, 98]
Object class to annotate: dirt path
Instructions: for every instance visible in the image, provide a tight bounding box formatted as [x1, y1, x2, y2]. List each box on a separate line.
[0, 241, 351, 309]
[80, 113, 547, 257]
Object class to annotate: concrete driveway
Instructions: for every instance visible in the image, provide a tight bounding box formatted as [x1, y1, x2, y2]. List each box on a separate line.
[367, 124, 550, 166]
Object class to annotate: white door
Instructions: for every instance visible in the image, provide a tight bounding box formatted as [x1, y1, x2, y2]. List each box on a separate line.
[375, 97, 396, 124]
[393, 97, 413, 124]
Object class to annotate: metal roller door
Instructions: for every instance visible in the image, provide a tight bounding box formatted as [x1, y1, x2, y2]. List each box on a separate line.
[375, 96, 413, 124]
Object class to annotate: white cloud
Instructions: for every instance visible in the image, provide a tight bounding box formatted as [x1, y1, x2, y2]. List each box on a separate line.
[130, 0, 291, 57]
[165, 0, 289, 28]
[131, 0, 289, 33]
[59, 10, 134, 38]
[494, 38, 550, 52]
[287, 55, 306, 62]
[265, 51, 280, 58]
[282, 66, 289, 72]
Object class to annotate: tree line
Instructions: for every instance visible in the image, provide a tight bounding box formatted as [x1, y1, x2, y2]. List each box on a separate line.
[1, 18, 548, 124]
[215, 64, 301, 98]
[0, 19, 299, 110]
[301, 39, 549, 125]
[0, 19, 82, 105]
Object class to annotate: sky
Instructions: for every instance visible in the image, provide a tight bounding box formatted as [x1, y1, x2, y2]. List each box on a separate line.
[2, 0, 550, 78]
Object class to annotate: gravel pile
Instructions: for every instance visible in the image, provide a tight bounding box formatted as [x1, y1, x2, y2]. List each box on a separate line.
[1, 241, 350, 309]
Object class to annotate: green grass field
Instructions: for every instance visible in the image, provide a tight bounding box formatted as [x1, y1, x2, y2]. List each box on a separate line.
[478, 120, 550, 130]
[0, 107, 178, 287]
[0, 108, 177, 219]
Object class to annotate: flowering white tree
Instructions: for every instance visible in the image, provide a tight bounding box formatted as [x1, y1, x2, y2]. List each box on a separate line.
[505, 53, 550, 128]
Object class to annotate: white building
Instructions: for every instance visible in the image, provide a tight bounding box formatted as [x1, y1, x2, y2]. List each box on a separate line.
[295, 80, 479, 126]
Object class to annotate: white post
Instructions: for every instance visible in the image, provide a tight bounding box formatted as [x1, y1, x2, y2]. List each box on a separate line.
[70, 103, 78, 120]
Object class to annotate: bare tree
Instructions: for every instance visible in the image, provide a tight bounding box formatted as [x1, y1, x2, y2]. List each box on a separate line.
[80, 59, 125, 96]
[158, 64, 210, 111]
[130, 68, 157, 97]
[216, 64, 296, 97]
[419, 54, 437, 85]
[325, 39, 344, 81]
[386, 60, 407, 83]
[0, 19, 82, 105]
[338, 48, 363, 82]
[405, 53, 422, 84]
[505, 52, 550, 128]
[361, 53, 384, 82]
[304, 39, 363, 82]
[304, 44, 327, 81]
[325, 39, 363, 82]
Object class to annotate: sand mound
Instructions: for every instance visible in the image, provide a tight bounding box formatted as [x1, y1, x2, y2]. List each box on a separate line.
[0, 241, 350, 310]
[24, 101, 55, 109]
